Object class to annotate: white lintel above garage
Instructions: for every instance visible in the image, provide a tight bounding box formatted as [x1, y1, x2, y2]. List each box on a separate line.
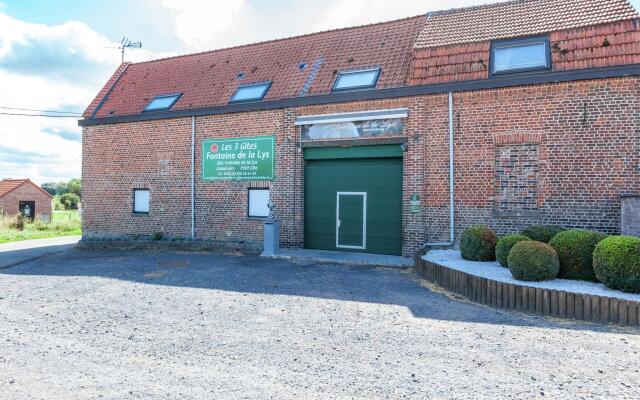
[294, 108, 409, 126]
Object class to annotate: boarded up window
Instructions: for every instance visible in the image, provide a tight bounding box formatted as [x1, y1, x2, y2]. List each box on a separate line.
[495, 144, 538, 212]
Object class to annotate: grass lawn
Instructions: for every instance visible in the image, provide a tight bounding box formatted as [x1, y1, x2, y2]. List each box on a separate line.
[0, 210, 82, 244]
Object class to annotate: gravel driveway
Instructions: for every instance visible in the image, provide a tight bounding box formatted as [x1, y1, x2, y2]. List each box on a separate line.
[0, 249, 638, 399]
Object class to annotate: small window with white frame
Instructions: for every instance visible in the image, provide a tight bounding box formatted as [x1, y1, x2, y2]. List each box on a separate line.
[133, 189, 150, 214]
[248, 188, 270, 218]
[490, 36, 550, 75]
[332, 68, 381, 91]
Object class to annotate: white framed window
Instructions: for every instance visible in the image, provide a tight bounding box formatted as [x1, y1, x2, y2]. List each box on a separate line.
[248, 188, 270, 218]
[491, 36, 550, 75]
[133, 189, 150, 214]
[332, 68, 380, 91]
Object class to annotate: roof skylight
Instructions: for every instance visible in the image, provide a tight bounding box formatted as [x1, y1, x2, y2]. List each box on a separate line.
[491, 36, 550, 75]
[144, 94, 181, 111]
[230, 82, 271, 102]
[332, 68, 380, 91]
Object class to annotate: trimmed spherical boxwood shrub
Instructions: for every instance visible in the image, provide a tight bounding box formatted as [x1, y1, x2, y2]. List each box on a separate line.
[460, 225, 497, 261]
[548, 229, 608, 281]
[593, 236, 640, 293]
[496, 234, 532, 268]
[521, 225, 566, 243]
[508, 241, 560, 281]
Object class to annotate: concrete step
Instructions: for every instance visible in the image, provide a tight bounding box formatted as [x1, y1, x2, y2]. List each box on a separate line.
[262, 248, 413, 268]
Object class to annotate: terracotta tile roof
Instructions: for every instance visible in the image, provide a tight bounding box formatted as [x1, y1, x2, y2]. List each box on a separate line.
[84, 16, 426, 118]
[82, 63, 130, 118]
[0, 179, 52, 198]
[551, 19, 640, 70]
[409, 18, 640, 85]
[415, 0, 639, 48]
[0, 179, 27, 197]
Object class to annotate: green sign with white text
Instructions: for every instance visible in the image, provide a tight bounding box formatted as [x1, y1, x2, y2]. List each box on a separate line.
[202, 136, 275, 181]
[410, 193, 421, 213]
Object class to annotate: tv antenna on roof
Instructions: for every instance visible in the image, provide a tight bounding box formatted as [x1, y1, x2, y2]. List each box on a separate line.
[115, 37, 142, 63]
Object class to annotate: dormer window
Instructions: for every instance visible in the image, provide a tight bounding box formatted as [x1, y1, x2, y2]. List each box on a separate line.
[144, 94, 181, 111]
[332, 68, 380, 92]
[230, 82, 271, 102]
[491, 36, 550, 75]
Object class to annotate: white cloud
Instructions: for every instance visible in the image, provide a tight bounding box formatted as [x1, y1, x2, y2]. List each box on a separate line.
[0, 13, 157, 86]
[0, 13, 157, 184]
[0, 14, 118, 87]
[160, 0, 248, 50]
[0, 70, 85, 183]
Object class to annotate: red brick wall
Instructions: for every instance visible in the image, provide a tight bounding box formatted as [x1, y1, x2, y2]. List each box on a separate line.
[0, 184, 52, 219]
[409, 20, 640, 85]
[194, 110, 291, 246]
[82, 76, 639, 255]
[441, 76, 638, 240]
[82, 117, 193, 237]
[83, 97, 423, 255]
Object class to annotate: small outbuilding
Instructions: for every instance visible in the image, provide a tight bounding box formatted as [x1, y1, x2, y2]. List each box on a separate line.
[0, 179, 53, 221]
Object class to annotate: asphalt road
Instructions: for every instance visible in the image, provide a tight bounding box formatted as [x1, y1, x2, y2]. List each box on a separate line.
[0, 248, 638, 399]
[0, 236, 81, 269]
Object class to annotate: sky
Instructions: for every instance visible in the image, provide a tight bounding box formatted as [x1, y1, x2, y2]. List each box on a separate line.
[0, 0, 638, 184]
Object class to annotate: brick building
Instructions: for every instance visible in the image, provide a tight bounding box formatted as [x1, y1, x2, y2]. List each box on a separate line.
[80, 0, 640, 256]
[0, 179, 53, 221]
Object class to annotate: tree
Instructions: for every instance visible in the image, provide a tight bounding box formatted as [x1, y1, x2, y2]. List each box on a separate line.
[53, 196, 66, 210]
[67, 178, 82, 198]
[59, 193, 80, 210]
[41, 183, 58, 196]
[56, 181, 69, 196]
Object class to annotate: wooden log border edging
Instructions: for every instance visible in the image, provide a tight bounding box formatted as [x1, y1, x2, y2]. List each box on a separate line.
[414, 256, 640, 327]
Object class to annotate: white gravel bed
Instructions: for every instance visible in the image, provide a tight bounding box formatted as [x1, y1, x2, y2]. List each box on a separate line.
[424, 250, 640, 302]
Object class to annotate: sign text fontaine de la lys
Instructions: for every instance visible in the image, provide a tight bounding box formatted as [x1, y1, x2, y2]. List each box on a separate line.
[202, 136, 275, 181]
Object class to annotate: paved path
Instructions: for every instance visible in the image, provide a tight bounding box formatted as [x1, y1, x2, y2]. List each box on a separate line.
[0, 236, 81, 269]
[0, 249, 638, 399]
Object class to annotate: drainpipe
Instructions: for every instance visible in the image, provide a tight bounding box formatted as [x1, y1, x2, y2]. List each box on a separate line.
[424, 91, 455, 247]
[191, 115, 196, 239]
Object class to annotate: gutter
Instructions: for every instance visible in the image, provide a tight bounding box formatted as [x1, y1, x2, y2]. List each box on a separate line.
[191, 116, 196, 239]
[78, 64, 640, 127]
[424, 91, 455, 248]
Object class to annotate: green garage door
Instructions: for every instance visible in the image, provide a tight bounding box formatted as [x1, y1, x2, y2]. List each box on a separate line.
[304, 145, 403, 255]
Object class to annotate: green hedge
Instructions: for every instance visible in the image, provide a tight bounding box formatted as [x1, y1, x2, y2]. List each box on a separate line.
[508, 241, 559, 281]
[593, 236, 640, 293]
[460, 226, 497, 261]
[548, 229, 607, 281]
[496, 234, 531, 268]
[521, 225, 566, 243]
